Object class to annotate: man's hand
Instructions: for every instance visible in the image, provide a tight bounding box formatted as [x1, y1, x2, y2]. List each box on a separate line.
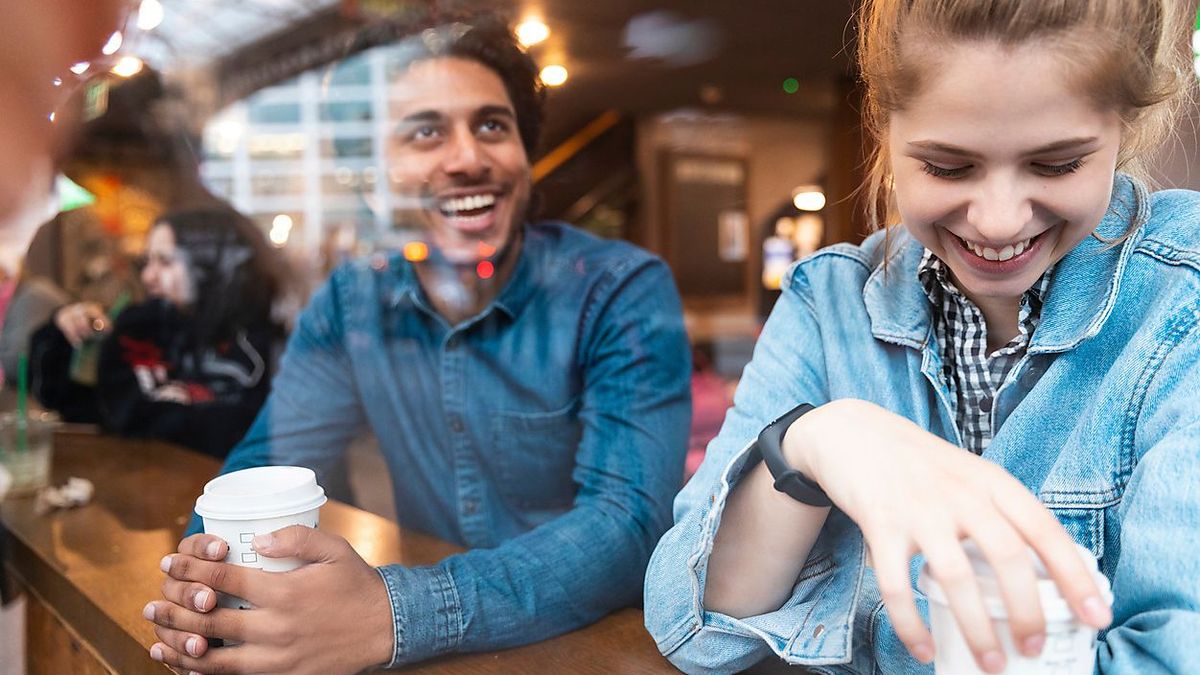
[143, 526, 395, 674]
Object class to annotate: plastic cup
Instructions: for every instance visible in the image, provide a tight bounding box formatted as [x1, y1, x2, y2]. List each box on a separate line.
[193, 466, 327, 612]
[918, 541, 1112, 674]
[0, 412, 59, 497]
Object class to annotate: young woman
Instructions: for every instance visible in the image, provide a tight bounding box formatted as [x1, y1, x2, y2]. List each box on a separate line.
[644, 1, 1198, 673]
[32, 207, 288, 457]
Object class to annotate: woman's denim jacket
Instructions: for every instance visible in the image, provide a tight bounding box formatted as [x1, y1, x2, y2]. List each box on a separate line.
[644, 175, 1200, 674]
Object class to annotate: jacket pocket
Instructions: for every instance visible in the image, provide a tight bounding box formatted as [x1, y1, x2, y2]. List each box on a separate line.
[1047, 506, 1106, 561]
[491, 399, 582, 509]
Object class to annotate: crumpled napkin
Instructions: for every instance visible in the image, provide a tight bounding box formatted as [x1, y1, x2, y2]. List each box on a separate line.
[35, 477, 94, 515]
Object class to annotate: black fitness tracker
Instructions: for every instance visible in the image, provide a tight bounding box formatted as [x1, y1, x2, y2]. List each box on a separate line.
[756, 402, 832, 507]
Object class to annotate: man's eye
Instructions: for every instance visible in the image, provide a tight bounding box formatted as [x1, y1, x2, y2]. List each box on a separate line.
[921, 161, 970, 179]
[411, 126, 439, 140]
[478, 119, 509, 135]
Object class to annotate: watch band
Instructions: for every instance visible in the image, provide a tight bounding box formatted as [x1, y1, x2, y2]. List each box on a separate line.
[756, 403, 832, 507]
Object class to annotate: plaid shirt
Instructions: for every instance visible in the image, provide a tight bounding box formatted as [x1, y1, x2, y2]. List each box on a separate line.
[918, 251, 1051, 454]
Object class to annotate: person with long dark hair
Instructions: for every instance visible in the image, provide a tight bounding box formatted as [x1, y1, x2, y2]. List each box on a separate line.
[31, 206, 287, 458]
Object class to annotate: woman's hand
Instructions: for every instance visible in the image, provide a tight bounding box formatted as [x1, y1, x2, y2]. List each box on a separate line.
[53, 301, 108, 347]
[789, 399, 1112, 673]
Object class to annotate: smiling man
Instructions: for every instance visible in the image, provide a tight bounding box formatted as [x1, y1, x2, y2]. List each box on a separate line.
[142, 18, 691, 674]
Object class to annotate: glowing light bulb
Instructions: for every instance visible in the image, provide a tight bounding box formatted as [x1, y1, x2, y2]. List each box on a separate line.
[792, 189, 826, 212]
[138, 0, 164, 31]
[539, 64, 568, 87]
[111, 56, 144, 78]
[516, 19, 550, 48]
[102, 31, 123, 56]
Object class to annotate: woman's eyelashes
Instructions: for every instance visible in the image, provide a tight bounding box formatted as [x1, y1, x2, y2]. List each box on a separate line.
[919, 157, 1086, 180]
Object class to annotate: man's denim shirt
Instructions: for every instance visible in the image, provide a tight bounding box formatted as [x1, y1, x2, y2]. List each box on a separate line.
[644, 175, 1200, 674]
[212, 221, 691, 666]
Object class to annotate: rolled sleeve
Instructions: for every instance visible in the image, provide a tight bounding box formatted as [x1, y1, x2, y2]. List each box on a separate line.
[644, 263, 867, 673]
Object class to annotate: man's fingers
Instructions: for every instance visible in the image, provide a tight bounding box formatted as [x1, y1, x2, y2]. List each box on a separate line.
[870, 539, 934, 663]
[152, 623, 209, 659]
[161, 554, 259, 604]
[161, 577, 217, 613]
[178, 533, 229, 561]
[149, 639, 240, 674]
[143, 601, 246, 642]
[254, 525, 346, 564]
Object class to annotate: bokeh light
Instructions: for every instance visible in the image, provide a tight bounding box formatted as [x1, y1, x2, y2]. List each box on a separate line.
[476, 260, 495, 279]
[516, 19, 550, 48]
[403, 241, 430, 262]
[540, 65, 569, 87]
[782, 78, 800, 95]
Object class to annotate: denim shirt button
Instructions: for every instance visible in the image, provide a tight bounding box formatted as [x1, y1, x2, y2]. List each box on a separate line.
[463, 499, 478, 515]
[450, 418, 465, 433]
[813, 624, 825, 638]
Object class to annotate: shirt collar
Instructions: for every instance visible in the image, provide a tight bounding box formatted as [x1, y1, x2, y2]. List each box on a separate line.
[866, 173, 1148, 353]
[385, 223, 538, 324]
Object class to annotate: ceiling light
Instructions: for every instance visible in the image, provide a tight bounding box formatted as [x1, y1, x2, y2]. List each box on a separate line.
[138, 0, 164, 31]
[792, 189, 826, 212]
[539, 64, 568, 87]
[111, 56, 144, 78]
[70, 62, 91, 75]
[101, 31, 123, 56]
[516, 19, 550, 48]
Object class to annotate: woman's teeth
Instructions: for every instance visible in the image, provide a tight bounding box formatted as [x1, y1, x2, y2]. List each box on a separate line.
[958, 235, 1033, 262]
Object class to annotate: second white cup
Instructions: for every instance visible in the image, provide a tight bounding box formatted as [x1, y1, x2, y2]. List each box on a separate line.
[918, 540, 1112, 675]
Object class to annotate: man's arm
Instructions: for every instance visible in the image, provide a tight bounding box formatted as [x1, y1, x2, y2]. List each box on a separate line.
[372, 256, 691, 666]
[184, 271, 367, 534]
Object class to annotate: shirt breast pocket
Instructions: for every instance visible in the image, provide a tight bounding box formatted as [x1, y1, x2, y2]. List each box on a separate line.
[491, 399, 582, 509]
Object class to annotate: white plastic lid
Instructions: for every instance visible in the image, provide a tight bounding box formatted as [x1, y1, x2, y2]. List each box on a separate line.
[194, 466, 327, 521]
[918, 540, 1112, 623]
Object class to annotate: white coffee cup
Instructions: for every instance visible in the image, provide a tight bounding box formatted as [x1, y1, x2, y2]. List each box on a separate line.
[193, 466, 327, 611]
[918, 540, 1112, 675]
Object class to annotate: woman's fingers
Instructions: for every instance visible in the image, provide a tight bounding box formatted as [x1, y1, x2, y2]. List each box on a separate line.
[870, 538, 934, 663]
[966, 511, 1045, 657]
[919, 530, 1006, 673]
[995, 483, 1111, 628]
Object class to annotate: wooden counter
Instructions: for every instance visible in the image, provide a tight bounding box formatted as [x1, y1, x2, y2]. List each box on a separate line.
[0, 432, 678, 674]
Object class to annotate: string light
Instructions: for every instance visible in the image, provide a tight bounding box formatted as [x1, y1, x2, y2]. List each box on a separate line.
[515, 19, 550, 48]
[539, 64, 568, 87]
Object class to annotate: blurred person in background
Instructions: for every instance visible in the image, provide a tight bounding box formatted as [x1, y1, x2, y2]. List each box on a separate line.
[0, 0, 125, 221]
[29, 206, 287, 458]
[142, 15, 691, 674]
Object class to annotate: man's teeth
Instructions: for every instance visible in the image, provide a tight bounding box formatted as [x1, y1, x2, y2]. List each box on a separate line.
[960, 236, 1032, 262]
[440, 194, 496, 214]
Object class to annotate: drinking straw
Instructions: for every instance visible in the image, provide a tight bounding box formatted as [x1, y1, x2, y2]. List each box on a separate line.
[16, 353, 28, 453]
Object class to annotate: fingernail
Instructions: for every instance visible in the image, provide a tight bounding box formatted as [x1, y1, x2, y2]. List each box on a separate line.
[186, 636, 201, 656]
[911, 641, 934, 663]
[159, 555, 172, 573]
[206, 540, 223, 558]
[149, 643, 164, 661]
[1022, 633, 1045, 656]
[142, 602, 156, 621]
[1083, 596, 1112, 626]
[251, 533, 273, 550]
[981, 650, 1005, 673]
[194, 590, 211, 611]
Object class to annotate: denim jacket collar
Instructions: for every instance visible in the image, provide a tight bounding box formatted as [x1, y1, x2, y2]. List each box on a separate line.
[863, 174, 1148, 354]
[386, 223, 538, 324]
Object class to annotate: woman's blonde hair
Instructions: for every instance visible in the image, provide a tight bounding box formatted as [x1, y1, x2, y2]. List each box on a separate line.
[857, 0, 1195, 234]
